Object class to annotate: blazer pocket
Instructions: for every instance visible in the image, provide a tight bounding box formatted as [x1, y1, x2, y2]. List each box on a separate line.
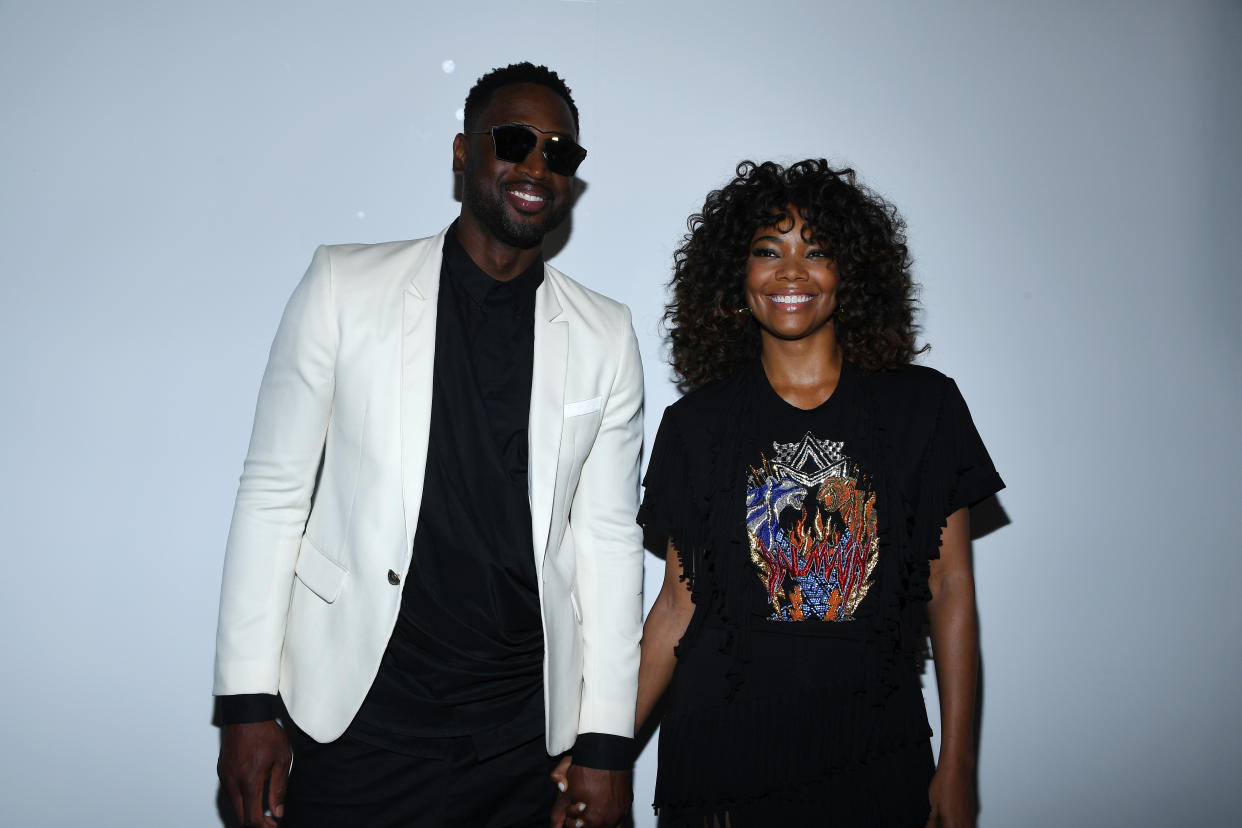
[293, 535, 348, 604]
[563, 396, 603, 418]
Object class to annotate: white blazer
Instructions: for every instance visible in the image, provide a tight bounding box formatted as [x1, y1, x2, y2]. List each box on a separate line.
[214, 227, 645, 752]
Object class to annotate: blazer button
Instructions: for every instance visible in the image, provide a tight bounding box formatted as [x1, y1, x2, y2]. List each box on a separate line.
[387, 569, 401, 585]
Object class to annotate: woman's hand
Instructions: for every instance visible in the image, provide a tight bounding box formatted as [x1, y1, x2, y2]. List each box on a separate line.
[549, 756, 580, 827]
[926, 507, 980, 828]
[925, 758, 976, 828]
[550, 539, 694, 828]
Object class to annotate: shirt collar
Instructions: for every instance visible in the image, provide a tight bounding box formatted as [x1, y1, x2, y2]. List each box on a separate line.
[443, 221, 545, 306]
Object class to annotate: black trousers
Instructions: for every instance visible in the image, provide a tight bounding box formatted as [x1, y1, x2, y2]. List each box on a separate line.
[282, 730, 559, 828]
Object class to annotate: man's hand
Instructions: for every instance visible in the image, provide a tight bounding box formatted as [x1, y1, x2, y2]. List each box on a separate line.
[218, 721, 292, 828]
[552, 760, 631, 828]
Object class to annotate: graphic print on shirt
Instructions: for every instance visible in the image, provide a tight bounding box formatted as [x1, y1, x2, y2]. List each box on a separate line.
[745, 432, 879, 622]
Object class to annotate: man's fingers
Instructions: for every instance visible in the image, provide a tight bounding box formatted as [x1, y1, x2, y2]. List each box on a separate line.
[267, 759, 289, 820]
[241, 772, 273, 828]
[224, 758, 277, 828]
[219, 722, 291, 827]
[223, 778, 246, 828]
[563, 765, 630, 828]
[549, 789, 586, 827]
[221, 766, 266, 828]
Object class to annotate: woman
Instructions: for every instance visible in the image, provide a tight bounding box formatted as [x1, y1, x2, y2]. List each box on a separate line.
[633, 159, 1003, 827]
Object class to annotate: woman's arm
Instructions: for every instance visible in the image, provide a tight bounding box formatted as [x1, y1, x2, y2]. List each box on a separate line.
[550, 541, 695, 825]
[925, 507, 979, 828]
[635, 540, 696, 731]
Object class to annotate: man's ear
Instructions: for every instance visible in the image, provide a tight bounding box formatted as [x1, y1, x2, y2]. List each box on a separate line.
[452, 133, 467, 174]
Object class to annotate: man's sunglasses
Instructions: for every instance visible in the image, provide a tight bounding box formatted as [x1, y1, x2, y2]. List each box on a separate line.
[467, 123, 587, 177]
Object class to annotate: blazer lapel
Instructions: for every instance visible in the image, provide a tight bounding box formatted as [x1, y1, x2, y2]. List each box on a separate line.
[528, 272, 567, 569]
[400, 229, 447, 551]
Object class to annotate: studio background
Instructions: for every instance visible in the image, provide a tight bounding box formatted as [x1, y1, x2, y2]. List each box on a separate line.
[2, 1, 1239, 826]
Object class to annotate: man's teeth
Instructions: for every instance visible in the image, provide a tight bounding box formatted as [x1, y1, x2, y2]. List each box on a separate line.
[511, 190, 545, 203]
[771, 295, 812, 304]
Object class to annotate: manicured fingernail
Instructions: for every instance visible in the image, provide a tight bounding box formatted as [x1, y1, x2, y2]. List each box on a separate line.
[574, 821, 585, 828]
[557, 780, 566, 792]
[576, 802, 587, 812]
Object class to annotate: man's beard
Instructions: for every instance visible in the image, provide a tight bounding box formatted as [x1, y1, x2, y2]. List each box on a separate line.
[463, 176, 570, 250]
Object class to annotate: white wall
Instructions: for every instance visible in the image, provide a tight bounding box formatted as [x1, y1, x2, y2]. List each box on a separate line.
[2, 1, 1238, 825]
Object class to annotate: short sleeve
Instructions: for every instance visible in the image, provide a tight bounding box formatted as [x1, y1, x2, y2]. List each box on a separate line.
[636, 406, 703, 553]
[933, 379, 1005, 515]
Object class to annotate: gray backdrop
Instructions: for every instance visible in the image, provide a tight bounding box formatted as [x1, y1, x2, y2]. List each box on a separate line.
[2, 1, 1239, 826]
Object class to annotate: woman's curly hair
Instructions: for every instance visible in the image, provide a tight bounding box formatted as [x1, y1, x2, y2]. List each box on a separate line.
[666, 159, 925, 391]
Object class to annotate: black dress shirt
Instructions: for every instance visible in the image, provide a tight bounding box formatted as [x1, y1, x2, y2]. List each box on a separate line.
[218, 225, 631, 769]
[348, 224, 545, 758]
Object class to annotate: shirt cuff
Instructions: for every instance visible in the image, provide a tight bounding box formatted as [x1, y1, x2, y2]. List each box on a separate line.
[215, 693, 278, 725]
[571, 733, 634, 770]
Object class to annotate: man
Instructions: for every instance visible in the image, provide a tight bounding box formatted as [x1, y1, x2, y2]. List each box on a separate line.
[214, 63, 643, 828]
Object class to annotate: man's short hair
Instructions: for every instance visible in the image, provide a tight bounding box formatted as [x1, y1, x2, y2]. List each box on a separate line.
[462, 62, 580, 135]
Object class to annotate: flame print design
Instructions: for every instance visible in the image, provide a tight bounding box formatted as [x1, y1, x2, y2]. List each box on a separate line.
[745, 432, 879, 622]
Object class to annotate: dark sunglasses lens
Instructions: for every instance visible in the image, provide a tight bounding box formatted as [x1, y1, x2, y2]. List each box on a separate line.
[491, 125, 537, 164]
[490, 125, 586, 176]
[543, 136, 587, 176]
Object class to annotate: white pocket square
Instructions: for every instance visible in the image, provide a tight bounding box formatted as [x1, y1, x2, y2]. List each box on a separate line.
[563, 396, 603, 418]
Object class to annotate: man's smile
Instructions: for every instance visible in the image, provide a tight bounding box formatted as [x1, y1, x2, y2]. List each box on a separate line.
[506, 183, 550, 213]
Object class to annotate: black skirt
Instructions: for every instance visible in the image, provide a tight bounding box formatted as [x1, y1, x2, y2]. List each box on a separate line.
[653, 624, 935, 827]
